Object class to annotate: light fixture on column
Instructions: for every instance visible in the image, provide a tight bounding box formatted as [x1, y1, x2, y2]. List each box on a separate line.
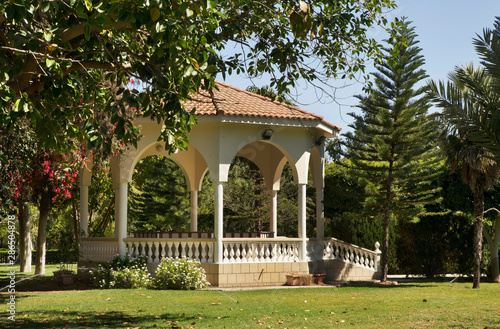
[262, 129, 274, 140]
[315, 136, 326, 146]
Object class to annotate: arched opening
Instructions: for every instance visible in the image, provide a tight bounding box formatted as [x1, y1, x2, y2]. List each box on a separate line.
[224, 156, 270, 233]
[128, 155, 190, 233]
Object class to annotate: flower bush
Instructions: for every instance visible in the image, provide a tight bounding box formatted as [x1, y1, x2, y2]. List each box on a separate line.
[90, 254, 152, 289]
[154, 257, 209, 290]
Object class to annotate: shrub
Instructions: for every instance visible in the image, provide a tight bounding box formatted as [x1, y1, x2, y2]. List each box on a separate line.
[90, 254, 152, 289]
[154, 257, 209, 290]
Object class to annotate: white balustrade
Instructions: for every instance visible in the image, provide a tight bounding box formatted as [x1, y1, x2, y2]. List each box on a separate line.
[124, 238, 216, 263]
[222, 238, 301, 263]
[80, 237, 118, 263]
[307, 237, 379, 271]
[83, 236, 376, 270]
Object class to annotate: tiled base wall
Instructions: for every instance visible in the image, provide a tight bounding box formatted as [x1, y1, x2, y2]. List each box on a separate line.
[309, 259, 381, 281]
[201, 262, 310, 287]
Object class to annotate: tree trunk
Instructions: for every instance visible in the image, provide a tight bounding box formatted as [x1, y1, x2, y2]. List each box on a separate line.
[35, 191, 52, 275]
[381, 208, 390, 282]
[483, 216, 500, 283]
[18, 201, 32, 273]
[71, 196, 80, 251]
[472, 185, 485, 289]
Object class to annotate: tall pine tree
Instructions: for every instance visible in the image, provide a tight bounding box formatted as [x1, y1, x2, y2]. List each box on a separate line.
[342, 19, 442, 281]
[129, 156, 190, 232]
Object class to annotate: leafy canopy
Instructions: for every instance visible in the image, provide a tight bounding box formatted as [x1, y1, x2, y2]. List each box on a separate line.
[0, 0, 398, 153]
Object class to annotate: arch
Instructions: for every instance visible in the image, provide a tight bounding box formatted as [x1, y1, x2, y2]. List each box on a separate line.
[123, 141, 209, 192]
[236, 140, 296, 190]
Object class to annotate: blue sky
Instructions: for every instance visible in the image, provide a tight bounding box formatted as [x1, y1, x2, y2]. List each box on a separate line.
[218, 0, 500, 135]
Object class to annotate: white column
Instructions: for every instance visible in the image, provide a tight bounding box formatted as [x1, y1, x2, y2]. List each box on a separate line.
[214, 182, 224, 263]
[316, 187, 324, 238]
[190, 190, 198, 232]
[80, 185, 89, 237]
[270, 190, 278, 237]
[115, 182, 128, 257]
[298, 183, 307, 261]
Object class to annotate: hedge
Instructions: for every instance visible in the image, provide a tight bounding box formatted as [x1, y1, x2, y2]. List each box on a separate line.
[0, 249, 78, 265]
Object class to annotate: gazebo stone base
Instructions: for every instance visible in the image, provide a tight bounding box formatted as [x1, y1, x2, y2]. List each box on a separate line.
[146, 261, 310, 287]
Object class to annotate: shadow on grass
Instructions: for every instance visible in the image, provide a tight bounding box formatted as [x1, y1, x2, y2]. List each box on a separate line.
[1, 309, 227, 328]
[339, 276, 475, 289]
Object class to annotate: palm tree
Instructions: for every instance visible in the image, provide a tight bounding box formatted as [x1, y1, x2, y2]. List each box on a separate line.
[429, 64, 500, 289]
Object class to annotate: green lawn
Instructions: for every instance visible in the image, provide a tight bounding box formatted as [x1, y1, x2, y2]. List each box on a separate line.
[1, 265, 499, 328]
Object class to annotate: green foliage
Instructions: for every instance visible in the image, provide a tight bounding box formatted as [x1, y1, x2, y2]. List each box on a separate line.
[0, 0, 398, 153]
[224, 157, 270, 232]
[90, 254, 152, 289]
[341, 19, 443, 279]
[245, 85, 295, 105]
[129, 156, 190, 232]
[153, 257, 209, 290]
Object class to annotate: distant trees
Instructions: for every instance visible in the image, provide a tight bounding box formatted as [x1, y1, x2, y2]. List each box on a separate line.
[429, 23, 500, 287]
[129, 156, 190, 232]
[342, 19, 442, 281]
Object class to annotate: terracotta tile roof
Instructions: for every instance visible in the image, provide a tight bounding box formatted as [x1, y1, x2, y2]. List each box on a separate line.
[183, 81, 341, 131]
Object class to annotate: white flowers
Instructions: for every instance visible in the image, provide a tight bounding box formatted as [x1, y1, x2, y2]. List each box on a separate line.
[154, 257, 210, 290]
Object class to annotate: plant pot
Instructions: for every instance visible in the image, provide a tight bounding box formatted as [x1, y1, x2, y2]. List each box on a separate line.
[62, 273, 76, 285]
[286, 274, 300, 286]
[312, 273, 326, 284]
[286, 274, 312, 286]
[53, 270, 73, 284]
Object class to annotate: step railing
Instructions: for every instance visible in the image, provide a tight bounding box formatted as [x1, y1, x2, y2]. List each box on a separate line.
[307, 238, 381, 271]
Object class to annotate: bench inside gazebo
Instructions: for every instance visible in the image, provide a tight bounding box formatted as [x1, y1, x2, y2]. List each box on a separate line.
[78, 82, 381, 287]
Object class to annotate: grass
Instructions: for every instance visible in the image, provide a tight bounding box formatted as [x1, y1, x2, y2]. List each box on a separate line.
[0, 265, 499, 328]
[0, 264, 78, 291]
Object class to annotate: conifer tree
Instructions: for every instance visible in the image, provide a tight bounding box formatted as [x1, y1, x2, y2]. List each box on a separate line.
[129, 156, 190, 232]
[342, 19, 442, 281]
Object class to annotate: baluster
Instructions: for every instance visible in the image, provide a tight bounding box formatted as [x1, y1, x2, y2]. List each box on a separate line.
[235, 242, 241, 262]
[146, 242, 153, 262]
[189, 242, 195, 261]
[223, 243, 229, 262]
[256, 243, 263, 262]
[197, 242, 204, 262]
[158, 242, 164, 260]
[180, 241, 186, 259]
[276, 243, 283, 262]
[262, 243, 269, 262]
[241, 242, 248, 263]
[229, 243, 235, 262]
[247, 243, 255, 263]
[163, 241, 170, 259]
[271, 242, 277, 262]
[136, 241, 142, 258]
[207, 242, 213, 263]
[151, 241, 158, 263]
[175, 241, 181, 259]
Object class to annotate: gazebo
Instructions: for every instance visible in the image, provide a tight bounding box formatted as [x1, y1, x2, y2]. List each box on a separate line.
[79, 82, 381, 287]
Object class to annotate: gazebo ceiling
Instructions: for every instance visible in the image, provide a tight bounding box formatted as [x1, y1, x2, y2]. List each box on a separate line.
[183, 81, 342, 133]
